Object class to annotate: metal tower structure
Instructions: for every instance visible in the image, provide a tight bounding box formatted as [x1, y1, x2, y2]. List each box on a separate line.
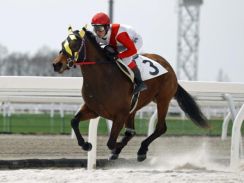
[176, 0, 203, 80]
[108, 0, 114, 22]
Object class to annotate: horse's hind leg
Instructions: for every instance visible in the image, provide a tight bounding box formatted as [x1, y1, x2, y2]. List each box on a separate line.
[109, 113, 136, 160]
[71, 104, 98, 151]
[137, 100, 170, 162]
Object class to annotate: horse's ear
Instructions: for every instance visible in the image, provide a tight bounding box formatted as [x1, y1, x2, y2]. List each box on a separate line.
[79, 30, 85, 38]
[79, 24, 88, 38]
[68, 26, 73, 34]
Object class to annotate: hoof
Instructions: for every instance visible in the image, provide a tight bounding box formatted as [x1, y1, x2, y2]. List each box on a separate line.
[108, 153, 119, 160]
[137, 154, 147, 162]
[82, 142, 92, 151]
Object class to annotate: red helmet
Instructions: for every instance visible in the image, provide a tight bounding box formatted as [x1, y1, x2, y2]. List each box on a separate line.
[91, 12, 110, 25]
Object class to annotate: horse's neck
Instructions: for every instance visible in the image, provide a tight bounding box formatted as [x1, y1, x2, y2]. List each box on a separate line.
[81, 37, 130, 88]
[81, 39, 116, 80]
[80, 37, 132, 108]
[80, 62, 121, 82]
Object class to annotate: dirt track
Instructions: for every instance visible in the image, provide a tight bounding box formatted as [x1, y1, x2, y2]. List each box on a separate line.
[1, 135, 243, 183]
[0, 134, 231, 161]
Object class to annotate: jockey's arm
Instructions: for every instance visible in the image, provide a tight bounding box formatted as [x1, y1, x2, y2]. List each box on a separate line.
[116, 32, 137, 59]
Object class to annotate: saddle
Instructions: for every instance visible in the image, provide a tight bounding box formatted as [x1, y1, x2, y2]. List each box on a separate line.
[103, 46, 168, 113]
[115, 55, 168, 83]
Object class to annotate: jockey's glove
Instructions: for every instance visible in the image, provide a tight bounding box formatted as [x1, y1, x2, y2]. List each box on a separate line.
[103, 45, 118, 60]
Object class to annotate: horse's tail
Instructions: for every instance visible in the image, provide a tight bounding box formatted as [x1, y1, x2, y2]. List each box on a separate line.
[174, 84, 210, 129]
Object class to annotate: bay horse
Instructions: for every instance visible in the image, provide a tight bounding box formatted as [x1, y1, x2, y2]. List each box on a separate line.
[53, 27, 209, 161]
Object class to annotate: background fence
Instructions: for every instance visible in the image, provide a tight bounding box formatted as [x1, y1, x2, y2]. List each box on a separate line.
[0, 76, 244, 169]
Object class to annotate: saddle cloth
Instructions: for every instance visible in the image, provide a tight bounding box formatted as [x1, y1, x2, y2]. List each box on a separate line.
[116, 55, 168, 82]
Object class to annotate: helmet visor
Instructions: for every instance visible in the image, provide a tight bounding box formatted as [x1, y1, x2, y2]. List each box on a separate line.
[93, 25, 105, 32]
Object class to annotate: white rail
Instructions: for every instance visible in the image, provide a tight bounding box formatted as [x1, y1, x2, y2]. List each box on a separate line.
[0, 76, 83, 103]
[0, 76, 244, 169]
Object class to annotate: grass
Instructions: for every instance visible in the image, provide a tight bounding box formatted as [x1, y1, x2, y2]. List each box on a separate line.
[0, 113, 237, 136]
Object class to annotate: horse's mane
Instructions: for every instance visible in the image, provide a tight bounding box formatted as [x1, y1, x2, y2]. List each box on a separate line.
[84, 29, 113, 61]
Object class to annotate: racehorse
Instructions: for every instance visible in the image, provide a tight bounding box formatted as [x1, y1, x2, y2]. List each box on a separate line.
[53, 27, 209, 161]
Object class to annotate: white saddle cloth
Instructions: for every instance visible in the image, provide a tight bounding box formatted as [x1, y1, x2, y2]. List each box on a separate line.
[135, 55, 168, 81]
[116, 55, 168, 82]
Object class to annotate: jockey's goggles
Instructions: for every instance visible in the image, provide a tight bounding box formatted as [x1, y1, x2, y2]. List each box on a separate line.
[93, 25, 105, 32]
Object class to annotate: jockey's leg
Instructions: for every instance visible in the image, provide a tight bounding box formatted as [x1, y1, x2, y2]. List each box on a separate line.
[128, 60, 147, 95]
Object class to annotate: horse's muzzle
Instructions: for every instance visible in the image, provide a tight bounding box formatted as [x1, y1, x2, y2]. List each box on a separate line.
[53, 62, 63, 72]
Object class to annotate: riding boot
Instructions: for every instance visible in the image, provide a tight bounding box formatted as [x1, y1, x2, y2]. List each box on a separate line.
[132, 66, 147, 95]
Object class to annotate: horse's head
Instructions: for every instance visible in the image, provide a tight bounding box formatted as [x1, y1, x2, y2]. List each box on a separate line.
[53, 26, 85, 73]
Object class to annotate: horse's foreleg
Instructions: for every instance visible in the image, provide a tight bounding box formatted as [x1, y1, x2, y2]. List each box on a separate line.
[109, 113, 136, 160]
[106, 114, 128, 151]
[71, 104, 98, 151]
[137, 102, 169, 162]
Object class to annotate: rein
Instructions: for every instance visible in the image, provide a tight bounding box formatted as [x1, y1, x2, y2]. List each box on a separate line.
[75, 61, 96, 65]
[74, 37, 114, 66]
[75, 60, 114, 65]
[65, 32, 114, 68]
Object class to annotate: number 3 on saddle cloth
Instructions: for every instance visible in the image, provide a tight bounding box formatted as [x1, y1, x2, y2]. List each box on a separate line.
[115, 55, 168, 113]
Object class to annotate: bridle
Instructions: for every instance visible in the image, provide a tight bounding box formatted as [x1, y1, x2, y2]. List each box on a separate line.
[60, 29, 113, 69]
[61, 36, 87, 69]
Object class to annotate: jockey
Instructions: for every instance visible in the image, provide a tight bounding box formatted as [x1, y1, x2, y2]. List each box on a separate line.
[91, 12, 147, 95]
